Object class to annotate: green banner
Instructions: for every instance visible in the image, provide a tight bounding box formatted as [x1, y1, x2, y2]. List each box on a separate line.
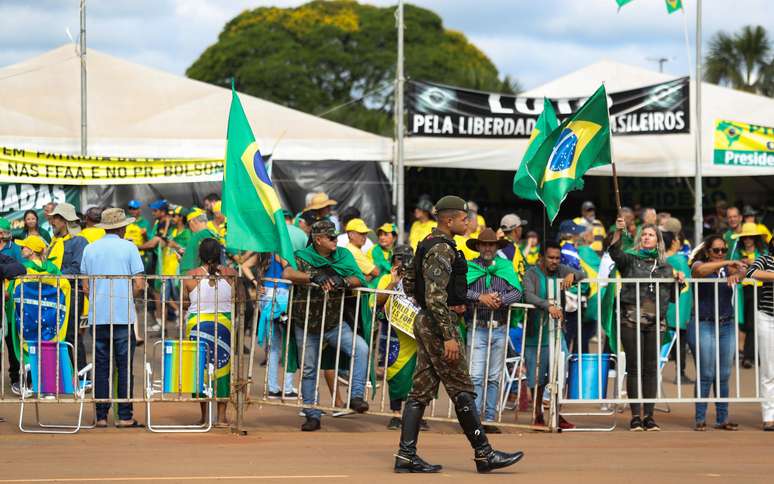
[713, 119, 774, 168]
[0, 183, 80, 228]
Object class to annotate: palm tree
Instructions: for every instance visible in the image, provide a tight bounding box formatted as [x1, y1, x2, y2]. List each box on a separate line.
[704, 25, 773, 96]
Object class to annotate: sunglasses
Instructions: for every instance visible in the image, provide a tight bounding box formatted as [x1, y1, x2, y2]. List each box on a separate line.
[710, 247, 728, 254]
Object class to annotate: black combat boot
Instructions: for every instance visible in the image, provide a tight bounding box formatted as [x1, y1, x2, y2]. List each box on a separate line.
[453, 392, 524, 473]
[394, 399, 442, 473]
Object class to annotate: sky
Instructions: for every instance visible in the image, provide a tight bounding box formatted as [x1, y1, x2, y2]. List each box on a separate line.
[0, 0, 770, 90]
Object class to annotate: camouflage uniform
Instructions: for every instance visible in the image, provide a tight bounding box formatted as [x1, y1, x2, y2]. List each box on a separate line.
[404, 227, 474, 406]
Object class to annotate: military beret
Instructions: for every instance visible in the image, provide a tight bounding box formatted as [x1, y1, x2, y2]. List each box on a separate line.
[434, 195, 468, 212]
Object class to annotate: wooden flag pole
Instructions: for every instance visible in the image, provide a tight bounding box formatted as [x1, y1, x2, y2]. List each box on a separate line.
[611, 160, 622, 215]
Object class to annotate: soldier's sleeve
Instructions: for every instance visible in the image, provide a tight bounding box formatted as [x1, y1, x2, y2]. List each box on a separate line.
[422, 244, 457, 341]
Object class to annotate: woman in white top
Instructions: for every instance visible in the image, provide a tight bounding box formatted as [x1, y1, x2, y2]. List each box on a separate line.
[183, 237, 239, 427]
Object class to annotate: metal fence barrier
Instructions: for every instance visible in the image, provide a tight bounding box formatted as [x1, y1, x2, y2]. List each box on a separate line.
[4, 272, 773, 435]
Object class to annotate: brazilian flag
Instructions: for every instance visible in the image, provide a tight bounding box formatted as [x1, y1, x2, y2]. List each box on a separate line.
[386, 330, 417, 401]
[223, 83, 296, 268]
[514, 86, 612, 222]
[577, 246, 601, 322]
[513, 98, 559, 200]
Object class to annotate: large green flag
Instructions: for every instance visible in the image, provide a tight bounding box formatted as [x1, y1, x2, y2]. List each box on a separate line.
[665, 0, 683, 14]
[515, 85, 612, 222]
[223, 86, 296, 268]
[513, 98, 559, 200]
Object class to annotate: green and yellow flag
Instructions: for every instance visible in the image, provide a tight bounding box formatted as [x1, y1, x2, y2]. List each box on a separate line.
[665, 0, 683, 14]
[513, 98, 559, 200]
[223, 85, 296, 268]
[616, 0, 634, 8]
[514, 85, 612, 222]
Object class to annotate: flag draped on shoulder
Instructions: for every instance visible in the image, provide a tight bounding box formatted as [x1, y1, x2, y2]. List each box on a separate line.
[514, 85, 612, 222]
[223, 85, 296, 268]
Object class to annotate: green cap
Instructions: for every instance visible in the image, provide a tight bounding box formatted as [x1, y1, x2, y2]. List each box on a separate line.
[310, 220, 337, 237]
[434, 195, 468, 213]
[0, 218, 10, 231]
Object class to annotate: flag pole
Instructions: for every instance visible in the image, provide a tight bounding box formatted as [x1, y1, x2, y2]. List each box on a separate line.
[611, 160, 622, 214]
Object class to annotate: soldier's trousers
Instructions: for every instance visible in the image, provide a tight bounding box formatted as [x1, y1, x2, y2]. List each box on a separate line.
[408, 312, 475, 406]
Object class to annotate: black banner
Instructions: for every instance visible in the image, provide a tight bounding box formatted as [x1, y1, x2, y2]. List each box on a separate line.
[408, 77, 689, 138]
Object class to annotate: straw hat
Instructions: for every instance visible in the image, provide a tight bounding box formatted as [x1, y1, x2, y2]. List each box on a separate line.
[731, 222, 765, 239]
[303, 192, 337, 212]
[466, 227, 509, 252]
[95, 208, 136, 230]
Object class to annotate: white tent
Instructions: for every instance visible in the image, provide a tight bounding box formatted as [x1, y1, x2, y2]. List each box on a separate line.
[0, 45, 393, 162]
[404, 60, 774, 177]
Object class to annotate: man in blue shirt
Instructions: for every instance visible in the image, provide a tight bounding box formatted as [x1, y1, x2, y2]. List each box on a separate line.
[81, 208, 145, 428]
[0, 218, 23, 262]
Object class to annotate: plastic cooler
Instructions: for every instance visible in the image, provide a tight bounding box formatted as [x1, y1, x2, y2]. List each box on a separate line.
[567, 353, 610, 399]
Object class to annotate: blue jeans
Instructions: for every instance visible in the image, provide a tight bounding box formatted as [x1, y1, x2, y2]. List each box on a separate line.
[467, 324, 507, 422]
[267, 320, 295, 393]
[93, 325, 136, 421]
[293, 323, 369, 420]
[687, 319, 734, 424]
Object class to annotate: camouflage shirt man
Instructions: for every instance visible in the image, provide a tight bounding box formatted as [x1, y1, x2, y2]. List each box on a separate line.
[394, 195, 523, 475]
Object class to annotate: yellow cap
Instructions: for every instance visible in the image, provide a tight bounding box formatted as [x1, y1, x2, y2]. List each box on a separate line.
[212, 200, 222, 213]
[187, 208, 205, 222]
[376, 223, 396, 234]
[17, 235, 46, 254]
[345, 218, 371, 234]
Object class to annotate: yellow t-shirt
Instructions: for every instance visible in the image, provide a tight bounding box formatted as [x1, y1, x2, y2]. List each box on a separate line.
[47, 234, 71, 269]
[409, 220, 437, 250]
[124, 223, 145, 254]
[79, 227, 105, 244]
[347, 242, 376, 275]
[511, 243, 526, 277]
[161, 226, 182, 276]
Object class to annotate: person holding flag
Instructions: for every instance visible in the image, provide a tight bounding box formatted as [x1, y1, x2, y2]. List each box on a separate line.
[464, 228, 522, 434]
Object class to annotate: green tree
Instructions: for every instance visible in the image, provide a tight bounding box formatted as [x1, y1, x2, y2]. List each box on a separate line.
[704, 25, 774, 96]
[186, 1, 518, 135]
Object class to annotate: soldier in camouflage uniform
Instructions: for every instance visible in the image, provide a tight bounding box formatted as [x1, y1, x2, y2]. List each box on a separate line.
[394, 195, 524, 474]
[282, 220, 370, 432]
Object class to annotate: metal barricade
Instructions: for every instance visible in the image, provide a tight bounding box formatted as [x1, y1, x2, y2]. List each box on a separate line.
[247, 278, 555, 431]
[556, 276, 773, 432]
[0, 273, 241, 434]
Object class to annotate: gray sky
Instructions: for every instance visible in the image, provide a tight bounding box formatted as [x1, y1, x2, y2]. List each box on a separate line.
[0, 0, 770, 89]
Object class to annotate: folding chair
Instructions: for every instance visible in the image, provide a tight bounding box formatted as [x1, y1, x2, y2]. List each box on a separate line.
[145, 340, 214, 433]
[19, 341, 93, 434]
[501, 327, 525, 411]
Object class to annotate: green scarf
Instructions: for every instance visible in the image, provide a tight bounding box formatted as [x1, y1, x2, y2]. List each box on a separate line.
[294, 245, 375, 395]
[295, 246, 367, 285]
[625, 248, 660, 260]
[370, 245, 392, 276]
[466, 257, 522, 291]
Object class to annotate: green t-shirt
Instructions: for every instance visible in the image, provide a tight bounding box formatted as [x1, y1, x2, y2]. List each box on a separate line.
[180, 228, 217, 274]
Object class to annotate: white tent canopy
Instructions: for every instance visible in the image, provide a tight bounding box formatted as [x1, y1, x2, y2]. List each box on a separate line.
[404, 60, 774, 177]
[0, 45, 393, 162]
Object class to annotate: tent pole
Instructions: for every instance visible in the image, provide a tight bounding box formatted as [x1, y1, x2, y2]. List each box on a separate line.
[693, 0, 703, 246]
[395, 0, 406, 243]
[80, 0, 87, 156]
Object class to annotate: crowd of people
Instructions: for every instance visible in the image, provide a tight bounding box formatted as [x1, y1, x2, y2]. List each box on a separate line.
[2, 191, 774, 434]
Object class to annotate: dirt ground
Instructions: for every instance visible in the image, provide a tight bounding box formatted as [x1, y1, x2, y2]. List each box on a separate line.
[0, 397, 772, 484]
[1, 326, 772, 483]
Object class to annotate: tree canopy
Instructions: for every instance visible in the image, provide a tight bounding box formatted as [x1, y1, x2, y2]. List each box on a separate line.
[186, 0, 519, 135]
[704, 25, 774, 97]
